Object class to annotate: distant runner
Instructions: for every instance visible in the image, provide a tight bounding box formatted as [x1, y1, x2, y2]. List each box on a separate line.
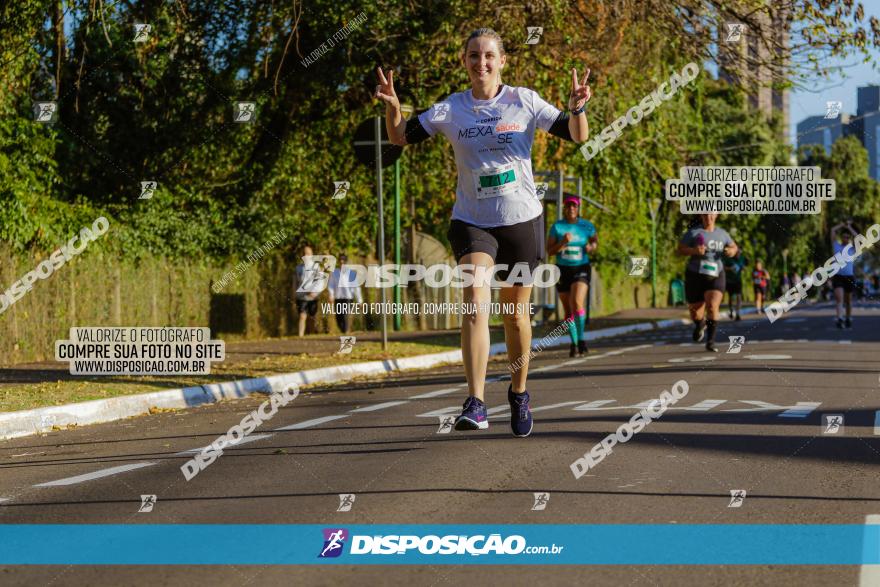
[677, 213, 738, 352]
[547, 195, 598, 356]
[377, 27, 592, 436]
[830, 221, 858, 328]
[723, 249, 746, 321]
[751, 260, 770, 313]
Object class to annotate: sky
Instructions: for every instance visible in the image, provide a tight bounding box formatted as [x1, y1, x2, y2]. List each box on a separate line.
[788, 8, 880, 145]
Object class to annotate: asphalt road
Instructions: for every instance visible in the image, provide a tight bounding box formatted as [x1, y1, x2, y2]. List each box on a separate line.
[1, 302, 879, 586]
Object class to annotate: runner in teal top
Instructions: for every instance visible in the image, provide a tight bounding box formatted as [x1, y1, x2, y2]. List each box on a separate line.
[548, 214, 597, 266]
[547, 195, 598, 356]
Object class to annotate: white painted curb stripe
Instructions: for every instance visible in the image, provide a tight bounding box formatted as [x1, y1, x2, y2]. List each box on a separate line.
[274, 415, 347, 430]
[34, 462, 156, 487]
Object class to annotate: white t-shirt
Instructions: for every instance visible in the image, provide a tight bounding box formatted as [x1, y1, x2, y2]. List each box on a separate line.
[833, 241, 855, 276]
[417, 85, 563, 228]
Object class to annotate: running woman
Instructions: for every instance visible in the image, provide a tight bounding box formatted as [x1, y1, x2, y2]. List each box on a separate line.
[547, 195, 597, 356]
[830, 220, 858, 328]
[677, 213, 738, 352]
[751, 260, 770, 313]
[376, 27, 591, 436]
[723, 249, 746, 321]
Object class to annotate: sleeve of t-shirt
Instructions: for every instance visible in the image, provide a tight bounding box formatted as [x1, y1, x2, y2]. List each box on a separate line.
[548, 222, 560, 241]
[679, 229, 695, 247]
[723, 230, 734, 247]
[529, 88, 563, 133]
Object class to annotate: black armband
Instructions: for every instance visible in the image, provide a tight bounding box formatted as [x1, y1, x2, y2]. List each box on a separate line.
[548, 112, 574, 142]
[404, 116, 431, 145]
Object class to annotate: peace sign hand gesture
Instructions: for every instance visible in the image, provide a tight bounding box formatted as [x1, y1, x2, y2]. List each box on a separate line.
[568, 67, 592, 111]
[375, 67, 400, 110]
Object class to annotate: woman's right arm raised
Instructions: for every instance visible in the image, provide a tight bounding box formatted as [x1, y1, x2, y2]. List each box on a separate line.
[375, 67, 407, 146]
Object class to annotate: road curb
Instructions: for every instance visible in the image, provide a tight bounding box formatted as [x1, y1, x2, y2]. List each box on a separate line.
[0, 312, 735, 441]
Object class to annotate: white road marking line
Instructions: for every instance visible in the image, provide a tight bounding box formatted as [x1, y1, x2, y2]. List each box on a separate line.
[859, 515, 880, 587]
[722, 401, 821, 418]
[839, 340, 852, 344]
[531, 401, 588, 413]
[417, 407, 462, 418]
[668, 356, 717, 363]
[349, 401, 409, 413]
[676, 399, 728, 411]
[173, 433, 274, 456]
[486, 404, 511, 415]
[531, 364, 563, 373]
[744, 354, 791, 360]
[0, 497, 10, 504]
[572, 400, 618, 411]
[34, 462, 156, 488]
[274, 415, 348, 430]
[411, 387, 459, 399]
[874, 412, 880, 436]
[778, 402, 823, 418]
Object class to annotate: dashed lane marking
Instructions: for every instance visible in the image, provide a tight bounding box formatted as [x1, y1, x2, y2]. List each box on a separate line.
[34, 463, 156, 488]
[349, 401, 410, 413]
[274, 415, 348, 430]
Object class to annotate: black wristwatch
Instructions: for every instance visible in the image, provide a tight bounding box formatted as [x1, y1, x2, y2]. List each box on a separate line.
[571, 104, 585, 115]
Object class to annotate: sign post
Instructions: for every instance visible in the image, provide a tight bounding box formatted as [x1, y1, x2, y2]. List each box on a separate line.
[353, 117, 403, 351]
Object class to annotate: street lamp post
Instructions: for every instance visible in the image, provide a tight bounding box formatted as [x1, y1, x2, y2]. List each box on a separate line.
[649, 198, 660, 308]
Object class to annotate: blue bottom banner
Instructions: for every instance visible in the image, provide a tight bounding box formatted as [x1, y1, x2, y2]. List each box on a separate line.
[1, 524, 878, 565]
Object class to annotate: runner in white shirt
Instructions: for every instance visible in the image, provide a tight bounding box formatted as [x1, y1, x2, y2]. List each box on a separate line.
[328, 253, 363, 334]
[376, 27, 591, 437]
[830, 221, 858, 328]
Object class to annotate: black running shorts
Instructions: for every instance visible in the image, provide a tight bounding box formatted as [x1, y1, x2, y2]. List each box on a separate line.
[685, 269, 726, 304]
[447, 213, 545, 284]
[296, 299, 318, 316]
[556, 264, 591, 293]
[831, 274, 856, 293]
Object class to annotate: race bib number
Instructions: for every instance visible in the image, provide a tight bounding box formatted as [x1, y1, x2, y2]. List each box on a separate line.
[699, 260, 720, 277]
[472, 162, 521, 199]
[753, 275, 763, 285]
[560, 246, 582, 262]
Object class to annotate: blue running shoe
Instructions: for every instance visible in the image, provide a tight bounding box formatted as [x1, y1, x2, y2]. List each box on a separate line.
[454, 396, 488, 430]
[507, 386, 533, 437]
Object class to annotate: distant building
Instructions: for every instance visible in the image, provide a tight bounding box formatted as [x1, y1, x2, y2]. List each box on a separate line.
[718, 9, 791, 142]
[796, 114, 849, 155]
[796, 85, 880, 180]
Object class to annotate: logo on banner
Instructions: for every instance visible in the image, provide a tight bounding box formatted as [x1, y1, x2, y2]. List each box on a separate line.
[319, 528, 349, 558]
